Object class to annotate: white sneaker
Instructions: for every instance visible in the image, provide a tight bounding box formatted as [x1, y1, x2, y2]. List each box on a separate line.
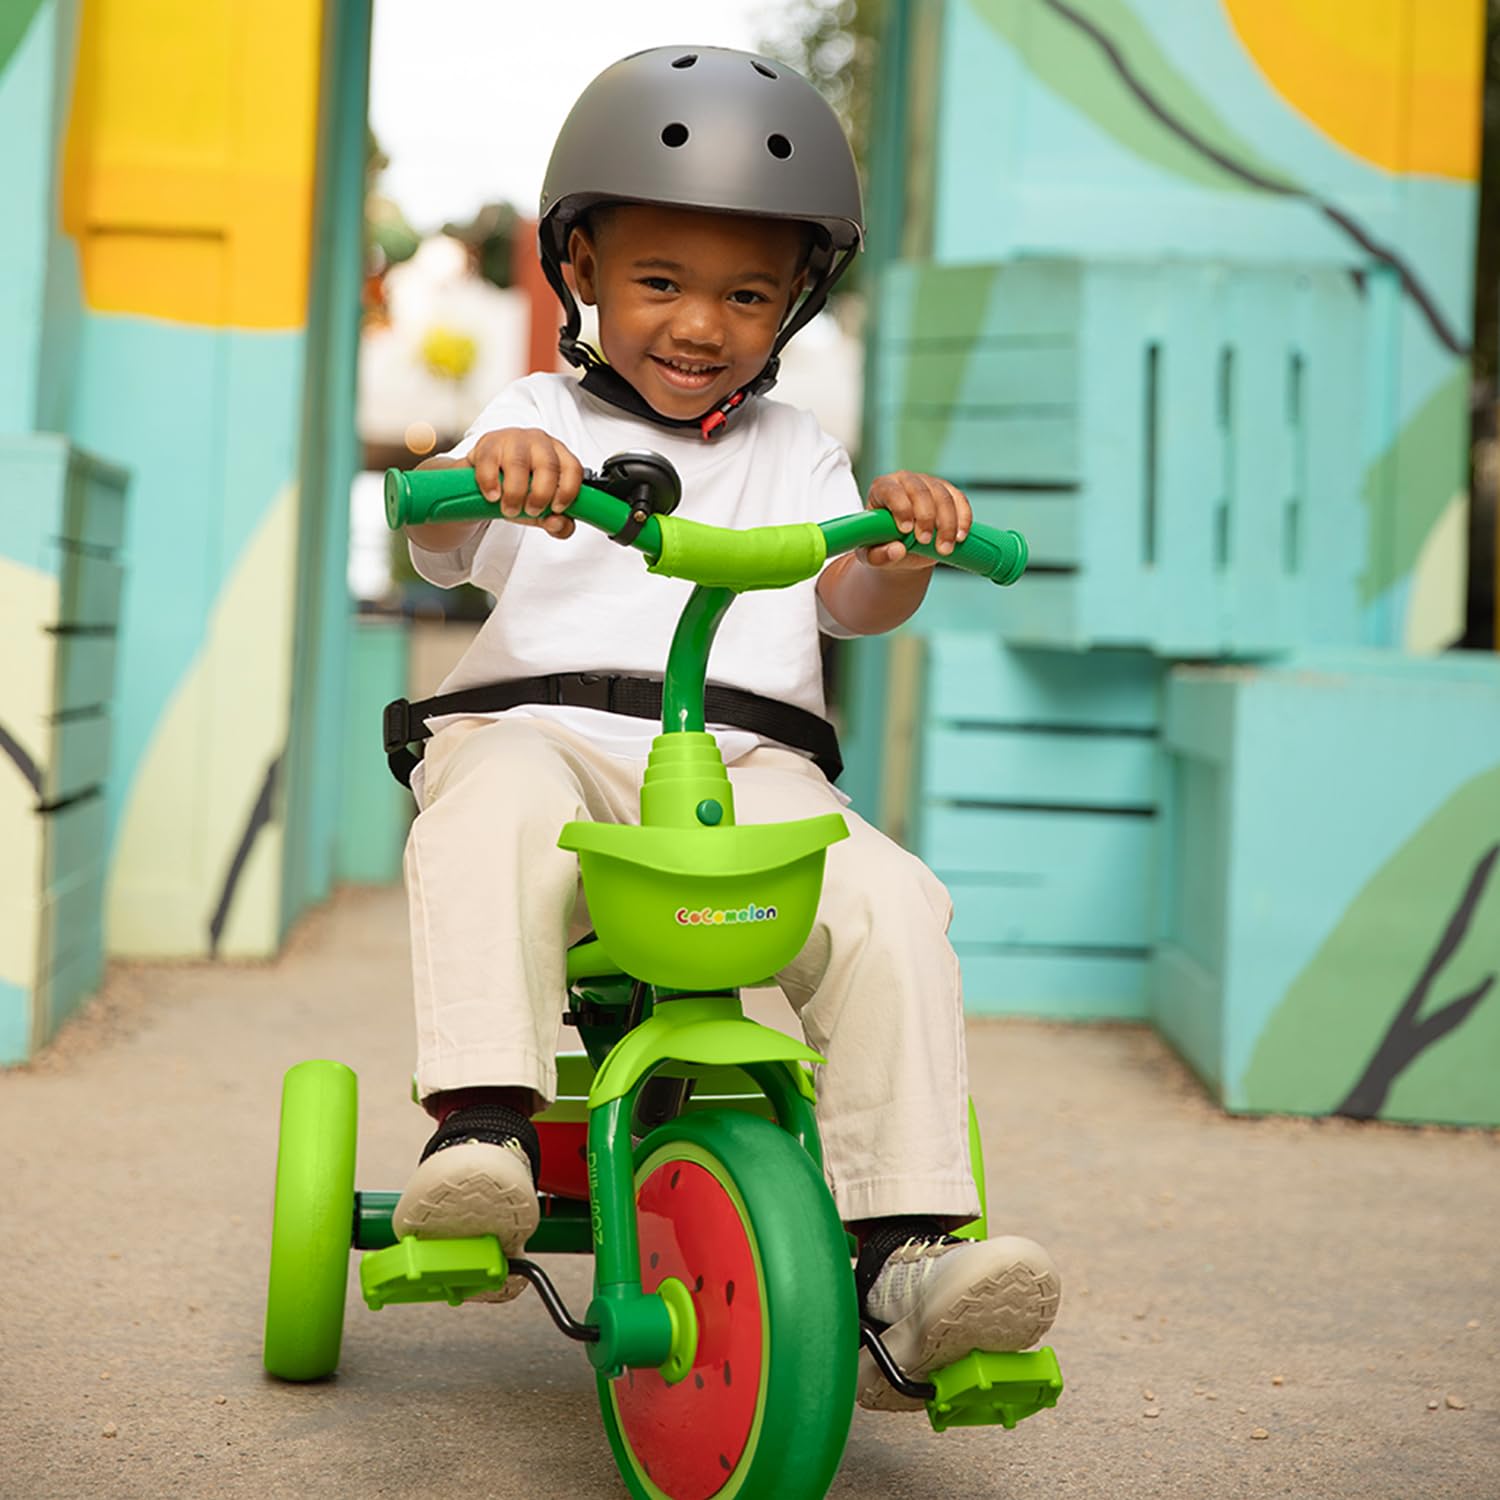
[858, 1234, 1062, 1411]
[392, 1136, 540, 1304]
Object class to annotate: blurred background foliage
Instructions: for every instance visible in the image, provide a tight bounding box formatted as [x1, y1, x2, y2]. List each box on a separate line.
[757, 0, 882, 181]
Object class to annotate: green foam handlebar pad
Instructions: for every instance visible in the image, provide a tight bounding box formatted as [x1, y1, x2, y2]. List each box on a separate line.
[647, 515, 828, 591]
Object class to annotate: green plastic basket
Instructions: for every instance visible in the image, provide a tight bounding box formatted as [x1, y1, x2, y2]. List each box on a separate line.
[559, 815, 848, 989]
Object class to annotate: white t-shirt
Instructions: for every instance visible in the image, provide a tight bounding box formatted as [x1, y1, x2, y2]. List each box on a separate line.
[408, 373, 862, 786]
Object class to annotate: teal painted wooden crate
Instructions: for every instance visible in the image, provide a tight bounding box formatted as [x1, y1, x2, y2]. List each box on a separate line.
[869, 259, 1365, 656]
[910, 633, 1165, 1021]
[0, 435, 129, 1063]
[1153, 651, 1500, 1127]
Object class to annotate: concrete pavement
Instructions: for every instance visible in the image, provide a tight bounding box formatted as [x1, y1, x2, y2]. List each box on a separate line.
[2, 884, 1496, 1499]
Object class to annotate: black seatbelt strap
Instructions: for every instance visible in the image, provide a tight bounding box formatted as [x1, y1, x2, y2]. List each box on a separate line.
[384, 672, 843, 786]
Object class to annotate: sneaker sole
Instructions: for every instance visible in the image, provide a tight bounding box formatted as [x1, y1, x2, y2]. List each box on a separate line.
[391, 1140, 541, 1304]
[858, 1236, 1062, 1412]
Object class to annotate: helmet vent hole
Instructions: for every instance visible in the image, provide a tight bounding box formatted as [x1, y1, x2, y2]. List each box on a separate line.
[671, 53, 697, 68]
[752, 60, 777, 79]
[766, 133, 793, 160]
[661, 122, 690, 148]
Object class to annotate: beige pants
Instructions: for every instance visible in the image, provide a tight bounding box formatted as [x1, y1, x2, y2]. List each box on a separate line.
[405, 715, 980, 1223]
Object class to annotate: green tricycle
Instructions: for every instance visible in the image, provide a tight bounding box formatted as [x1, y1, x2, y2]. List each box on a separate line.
[263, 450, 1062, 1499]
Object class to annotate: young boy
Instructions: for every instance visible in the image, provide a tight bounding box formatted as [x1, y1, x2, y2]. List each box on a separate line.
[394, 45, 1060, 1409]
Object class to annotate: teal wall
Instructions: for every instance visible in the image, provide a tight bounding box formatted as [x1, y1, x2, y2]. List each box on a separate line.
[2, 0, 375, 1037]
[905, 0, 1478, 653]
[855, 0, 1493, 1123]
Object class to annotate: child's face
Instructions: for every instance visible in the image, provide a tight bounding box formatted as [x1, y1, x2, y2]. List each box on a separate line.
[569, 204, 806, 421]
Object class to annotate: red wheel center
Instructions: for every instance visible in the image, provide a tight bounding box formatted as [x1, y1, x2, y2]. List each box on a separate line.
[613, 1158, 763, 1499]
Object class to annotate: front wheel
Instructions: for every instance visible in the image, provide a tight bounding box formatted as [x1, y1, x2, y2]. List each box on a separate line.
[264, 1059, 357, 1380]
[598, 1109, 857, 1500]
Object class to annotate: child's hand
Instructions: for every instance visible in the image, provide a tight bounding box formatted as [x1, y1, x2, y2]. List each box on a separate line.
[861, 471, 972, 570]
[468, 427, 584, 539]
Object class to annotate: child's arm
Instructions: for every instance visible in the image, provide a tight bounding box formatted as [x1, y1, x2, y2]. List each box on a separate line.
[815, 470, 973, 635]
[404, 428, 585, 553]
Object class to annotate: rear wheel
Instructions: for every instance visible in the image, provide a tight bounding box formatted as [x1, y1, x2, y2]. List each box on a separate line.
[264, 1060, 357, 1380]
[598, 1109, 856, 1500]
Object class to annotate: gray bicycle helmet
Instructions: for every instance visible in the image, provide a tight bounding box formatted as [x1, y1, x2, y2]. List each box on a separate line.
[537, 45, 864, 437]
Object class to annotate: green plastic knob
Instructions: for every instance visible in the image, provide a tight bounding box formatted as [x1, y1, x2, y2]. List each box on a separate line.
[695, 798, 723, 826]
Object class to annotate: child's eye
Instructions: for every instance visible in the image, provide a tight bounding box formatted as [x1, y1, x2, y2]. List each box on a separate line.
[638, 276, 677, 293]
[729, 289, 770, 305]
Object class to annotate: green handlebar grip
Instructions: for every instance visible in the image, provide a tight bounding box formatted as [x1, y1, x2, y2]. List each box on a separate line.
[383, 466, 493, 529]
[934, 523, 1028, 585]
[386, 465, 592, 529]
[818, 511, 1028, 585]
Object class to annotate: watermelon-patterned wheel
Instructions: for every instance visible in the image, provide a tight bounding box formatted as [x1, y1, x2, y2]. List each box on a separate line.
[598, 1109, 857, 1500]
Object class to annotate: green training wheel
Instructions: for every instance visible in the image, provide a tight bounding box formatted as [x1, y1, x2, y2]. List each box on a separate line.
[264, 1059, 358, 1381]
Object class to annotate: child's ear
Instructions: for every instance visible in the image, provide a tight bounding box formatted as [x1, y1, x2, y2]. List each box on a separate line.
[568, 226, 599, 307]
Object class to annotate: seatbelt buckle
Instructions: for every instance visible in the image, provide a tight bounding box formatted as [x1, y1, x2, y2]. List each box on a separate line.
[557, 672, 614, 713]
[383, 698, 414, 754]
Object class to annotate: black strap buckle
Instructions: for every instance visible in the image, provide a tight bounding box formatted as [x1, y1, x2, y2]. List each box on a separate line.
[383, 698, 414, 754]
[551, 672, 613, 712]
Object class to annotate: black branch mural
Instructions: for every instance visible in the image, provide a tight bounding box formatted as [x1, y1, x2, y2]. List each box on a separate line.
[1336, 844, 1499, 1119]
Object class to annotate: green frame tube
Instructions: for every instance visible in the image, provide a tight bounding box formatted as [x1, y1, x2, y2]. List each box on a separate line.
[743, 1061, 823, 1170]
[661, 586, 734, 734]
[353, 1191, 593, 1255]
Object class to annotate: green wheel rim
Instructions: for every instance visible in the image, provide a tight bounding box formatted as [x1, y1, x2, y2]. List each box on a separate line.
[597, 1110, 856, 1499]
[264, 1059, 358, 1380]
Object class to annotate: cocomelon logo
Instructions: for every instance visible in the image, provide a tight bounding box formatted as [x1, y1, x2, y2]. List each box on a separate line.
[675, 902, 779, 927]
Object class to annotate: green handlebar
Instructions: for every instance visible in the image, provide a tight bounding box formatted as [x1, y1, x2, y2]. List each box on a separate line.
[384, 465, 1026, 587]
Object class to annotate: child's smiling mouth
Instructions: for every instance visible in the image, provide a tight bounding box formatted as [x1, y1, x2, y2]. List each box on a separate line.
[648, 354, 728, 391]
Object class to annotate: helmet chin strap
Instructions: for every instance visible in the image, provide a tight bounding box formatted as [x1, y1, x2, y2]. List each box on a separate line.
[541, 244, 858, 441]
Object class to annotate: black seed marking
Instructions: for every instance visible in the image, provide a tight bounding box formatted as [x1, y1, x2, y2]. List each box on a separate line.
[671, 1169, 680, 1188]
[719, 1454, 732, 1472]
[725, 1280, 735, 1306]
[694, 1373, 705, 1389]
[628, 1369, 635, 1386]
[694, 1275, 704, 1292]
[577, 1144, 587, 1159]
[649, 1251, 659, 1269]
[724, 1360, 732, 1386]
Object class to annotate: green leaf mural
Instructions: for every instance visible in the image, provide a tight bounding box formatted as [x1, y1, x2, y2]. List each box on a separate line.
[968, 0, 1468, 357]
[1242, 763, 1500, 1127]
[1359, 366, 1471, 604]
[0, 0, 47, 77]
[971, 0, 1296, 194]
[897, 265, 1001, 474]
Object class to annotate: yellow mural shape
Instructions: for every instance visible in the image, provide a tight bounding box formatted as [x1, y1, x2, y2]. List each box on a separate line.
[1223, 0, 1484, 180]
[60, 0, 324, 328]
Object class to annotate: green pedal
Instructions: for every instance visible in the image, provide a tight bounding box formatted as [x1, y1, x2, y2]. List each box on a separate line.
[360, 1235, 510, 1310]
[925, 1347, 1064, 1433]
